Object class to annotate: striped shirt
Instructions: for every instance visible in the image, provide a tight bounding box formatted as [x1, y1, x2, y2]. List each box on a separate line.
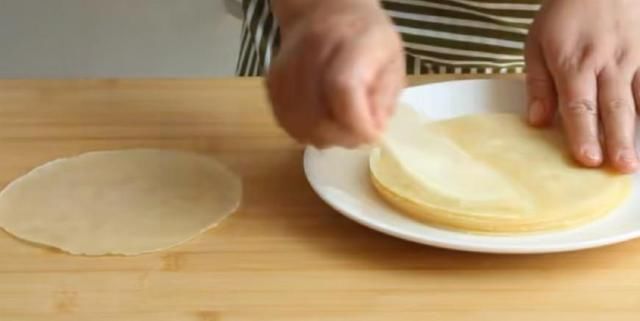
[237, 0, 541, 76]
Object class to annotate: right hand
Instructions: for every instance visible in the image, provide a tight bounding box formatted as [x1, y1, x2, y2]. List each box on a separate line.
[267, 0, 405, 148]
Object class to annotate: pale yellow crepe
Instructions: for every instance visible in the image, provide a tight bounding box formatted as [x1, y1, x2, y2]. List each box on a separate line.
[0, 149, 242, 255]
[370, 113, 631, 233]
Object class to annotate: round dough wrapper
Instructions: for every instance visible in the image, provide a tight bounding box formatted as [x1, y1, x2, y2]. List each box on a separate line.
[0, 149, 242, 255]
[370, 113, 631, 233]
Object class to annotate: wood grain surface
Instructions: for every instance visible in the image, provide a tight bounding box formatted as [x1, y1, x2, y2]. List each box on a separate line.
[0, 76, 638, 321]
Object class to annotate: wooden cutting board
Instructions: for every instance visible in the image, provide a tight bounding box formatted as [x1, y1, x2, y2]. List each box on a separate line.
[0, 76, 638, 321]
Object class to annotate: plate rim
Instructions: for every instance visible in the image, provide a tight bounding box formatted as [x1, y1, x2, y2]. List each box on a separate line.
[304, 147, 640, 254]
[302, 78, 640, 254]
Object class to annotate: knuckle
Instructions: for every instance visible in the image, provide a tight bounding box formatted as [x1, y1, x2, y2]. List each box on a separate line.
[306, 16, 333, 36]
[340, 123, 378, 145]
[634, 73, 640, 89]
[545, 45, 576, 69]
[310, 121, 343, 148]
[312, 141, 331, 149]
[356, 128, 381, 144]
[533, 26, 555, 45]
[577, 43, 601, 68]
[309, 131, 332, 149]
[305, 25, 329, 44]
[615, 48, 630, 66]
[551, 43, 603, 73]
[388, 30, 404, 49]
[526, 74, 553, 94]
[330, 73, 358, 94]
[307, 14, 358, 39]
[598, 66, 618, 80]
[347, 122, 374, 140]
[562, 99, 597, 116]
[556, 56, 590, 74]
[526, 74, 551, 85]
[602, 99, 632, 114]
[344, 134, 368, 148]
[634, 71, 640, 92]
[340, 139, 361, 149]
[610, 140, 635, 153]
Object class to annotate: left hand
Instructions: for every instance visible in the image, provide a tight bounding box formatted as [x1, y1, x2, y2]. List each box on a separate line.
[525, 0, 640, 173]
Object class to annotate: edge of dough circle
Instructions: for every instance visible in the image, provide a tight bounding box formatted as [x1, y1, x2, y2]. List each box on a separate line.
[0, 149, 242, 256]
[370, 113, 631, 234]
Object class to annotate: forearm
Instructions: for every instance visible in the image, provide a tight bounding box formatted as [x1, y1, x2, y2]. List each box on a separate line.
[272, 0, 379, 30]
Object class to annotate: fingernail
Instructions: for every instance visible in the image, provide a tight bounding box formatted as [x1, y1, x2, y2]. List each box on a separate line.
[617, 150, 638, 167]
[582, 146, 602, 164]
[528, 100, 546, 124]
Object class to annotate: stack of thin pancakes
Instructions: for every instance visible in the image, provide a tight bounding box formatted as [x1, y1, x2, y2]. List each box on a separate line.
[370, 113, 631, 233]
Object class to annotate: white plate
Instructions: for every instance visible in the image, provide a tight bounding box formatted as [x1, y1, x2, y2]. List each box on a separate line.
[303, 79, 640, 254]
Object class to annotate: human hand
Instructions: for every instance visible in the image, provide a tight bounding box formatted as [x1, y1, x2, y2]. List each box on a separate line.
[526, 0, 640, 172]
[267, 0, 405, 148]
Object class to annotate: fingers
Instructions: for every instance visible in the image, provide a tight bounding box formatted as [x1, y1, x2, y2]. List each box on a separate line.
[270, 93, 364, 149]
[322, 35, 397, 144]
[308, 121, 364, 149]
[267, 44, 316, 143]
[369, 55, 406, 129]
[598, 67, 638, 172]
[267, 4, 404, 149]
[525, 38, 557, 126]
[269, 49, 383, 149]
[634, 70, 640, 114]
[324, 71, 378, 143]
[267, 26, 350, 147]
[554, 69, 603, 167]
[311, 48, 403, 148]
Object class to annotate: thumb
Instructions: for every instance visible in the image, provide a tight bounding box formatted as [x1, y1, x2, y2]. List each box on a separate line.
[322, 40, 390, 143]
[524, 36, 557, 126]
[369, 55, 406, 130]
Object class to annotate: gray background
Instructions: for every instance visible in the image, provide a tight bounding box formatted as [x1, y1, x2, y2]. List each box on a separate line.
[0, 0, 242, 78]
